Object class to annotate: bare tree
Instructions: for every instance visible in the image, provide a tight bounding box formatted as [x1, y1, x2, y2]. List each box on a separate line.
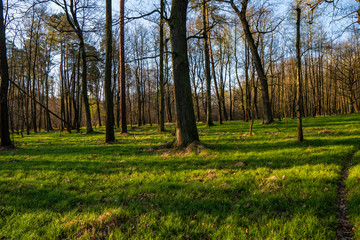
[222, 0, 273, 124]
[48, 0, 95, 133]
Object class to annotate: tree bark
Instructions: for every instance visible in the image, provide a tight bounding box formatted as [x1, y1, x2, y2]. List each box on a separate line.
[169, 0, 199, 147]
[296, 5, 304, 142]
[230, 0, 273, 124]
[120, 0, 127, 133]
[209, 33, 222, 124]
[0, 0, 11, 146]
[158, 0, 165, 131]
[105, 0, 115, 142]
[62, 0, 93, 133]
[79, 40, 93, 133]
[203, 0, 214, 126]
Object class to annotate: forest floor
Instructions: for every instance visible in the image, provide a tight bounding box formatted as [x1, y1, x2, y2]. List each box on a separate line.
[1, 114, 360, 239]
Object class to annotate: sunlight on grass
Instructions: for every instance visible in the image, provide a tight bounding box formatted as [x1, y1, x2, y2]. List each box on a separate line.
[1, 114, 360, 239]
[347, 151, 360, 239]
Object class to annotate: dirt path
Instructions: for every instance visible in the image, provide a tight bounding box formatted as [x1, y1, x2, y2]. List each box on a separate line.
[336, 153, 355, 240]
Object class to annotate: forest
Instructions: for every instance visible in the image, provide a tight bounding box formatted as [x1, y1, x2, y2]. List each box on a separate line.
[1, 0, 360, 239]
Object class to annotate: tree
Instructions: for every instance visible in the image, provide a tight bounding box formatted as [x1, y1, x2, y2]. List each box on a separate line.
[50, 0, 94, 133]
[202, 0, 214, 127]
[295, 2, 304, 142]
[119, 0, 127, 134]
[0, 0, 12, 147]
[169, 0, 199, 147]
[158, 0, 165, 132]
[224, 0, 273, 124]
[105, 0, 115, 142]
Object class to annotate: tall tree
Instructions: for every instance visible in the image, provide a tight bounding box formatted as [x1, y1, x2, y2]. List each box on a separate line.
[105, 0, 115, 142]
[52, 0, 94, 133]
[0, 0, 11, 146]
[119, 0, 127, 134]
[225, 0, 273, 124]
[295, 2, 304, 142]
[203, 0, 214, 127]
[169, 0, 199, 147]
[158, 0, 165, 132]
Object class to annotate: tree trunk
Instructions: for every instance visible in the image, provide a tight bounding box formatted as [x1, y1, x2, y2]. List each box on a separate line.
[105, 0, 115, 142]
[136, 68, 142, 126]
[203, 0, 214, 126]
[120, 0, 127, 133]
[79, 40, 93, 133]
[62, 1, 94, 133]
[158, 0, 165, 131]
[60, 42, 65, 131]
[230, 0, 273, 124]
[296, 5, 304, 142]
[0, 0, 11, 146]
[209, 34, 222, 124]
[169, 0, 199, 147]
[32, 22, 40, 133]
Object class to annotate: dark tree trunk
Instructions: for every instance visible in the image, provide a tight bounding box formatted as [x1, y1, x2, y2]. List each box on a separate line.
[230, 0, 273, 124]
[166, 84, 172, 123]
[244, 41, 251, 122]
[45, 68, 52, 131]
[75, 53, 81, 132]
[228, 60, 233, 120]
[32, 22, 40, 133]
[96, 99, 101, 126]
[62, 0, 93, 133]
[158, 0, 165, 131]
[120, 0, 127, 133]
[203, 0, 214, 126]
[0, 0, 11, 146]
[79, 40, 93, 133]
[105, 0, 115, 142]
[209, 35, 222, 124]
[296, 5, 304, 142]
[45, 43, 53, 131]
[169, 0, 199, 147]
[147, 68, 152, 126]
[136, 68, 142, 126]
[165, 41, 172, 123]
[26, 10, 35, 135]
[60, 42, 65, 131]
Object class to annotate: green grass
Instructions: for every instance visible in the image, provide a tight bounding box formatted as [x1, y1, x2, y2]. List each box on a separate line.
[1, 114, 360, 239]
[346, 146, 360, 239]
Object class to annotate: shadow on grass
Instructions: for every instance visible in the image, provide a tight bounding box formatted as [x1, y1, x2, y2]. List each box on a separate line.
[1, 115, 360, 238]
[1, 173, 339, 239]
[0, 134, 359, 174]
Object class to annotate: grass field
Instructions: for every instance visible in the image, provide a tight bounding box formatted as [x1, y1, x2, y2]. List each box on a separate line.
[1, 114, 360, 239]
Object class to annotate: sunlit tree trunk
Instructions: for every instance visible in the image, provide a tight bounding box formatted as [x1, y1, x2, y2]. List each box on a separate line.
[169, 0, 199, 147]
[203, 0, 214, 126]
[158, 0, 165, 131]
[296, 4, 304, 142]
[119, 0, 127, 133]
[230, 0, 273, 124]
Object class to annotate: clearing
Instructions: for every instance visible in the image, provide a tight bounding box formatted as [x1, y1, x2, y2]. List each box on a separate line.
[1, 114, 360, 239]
